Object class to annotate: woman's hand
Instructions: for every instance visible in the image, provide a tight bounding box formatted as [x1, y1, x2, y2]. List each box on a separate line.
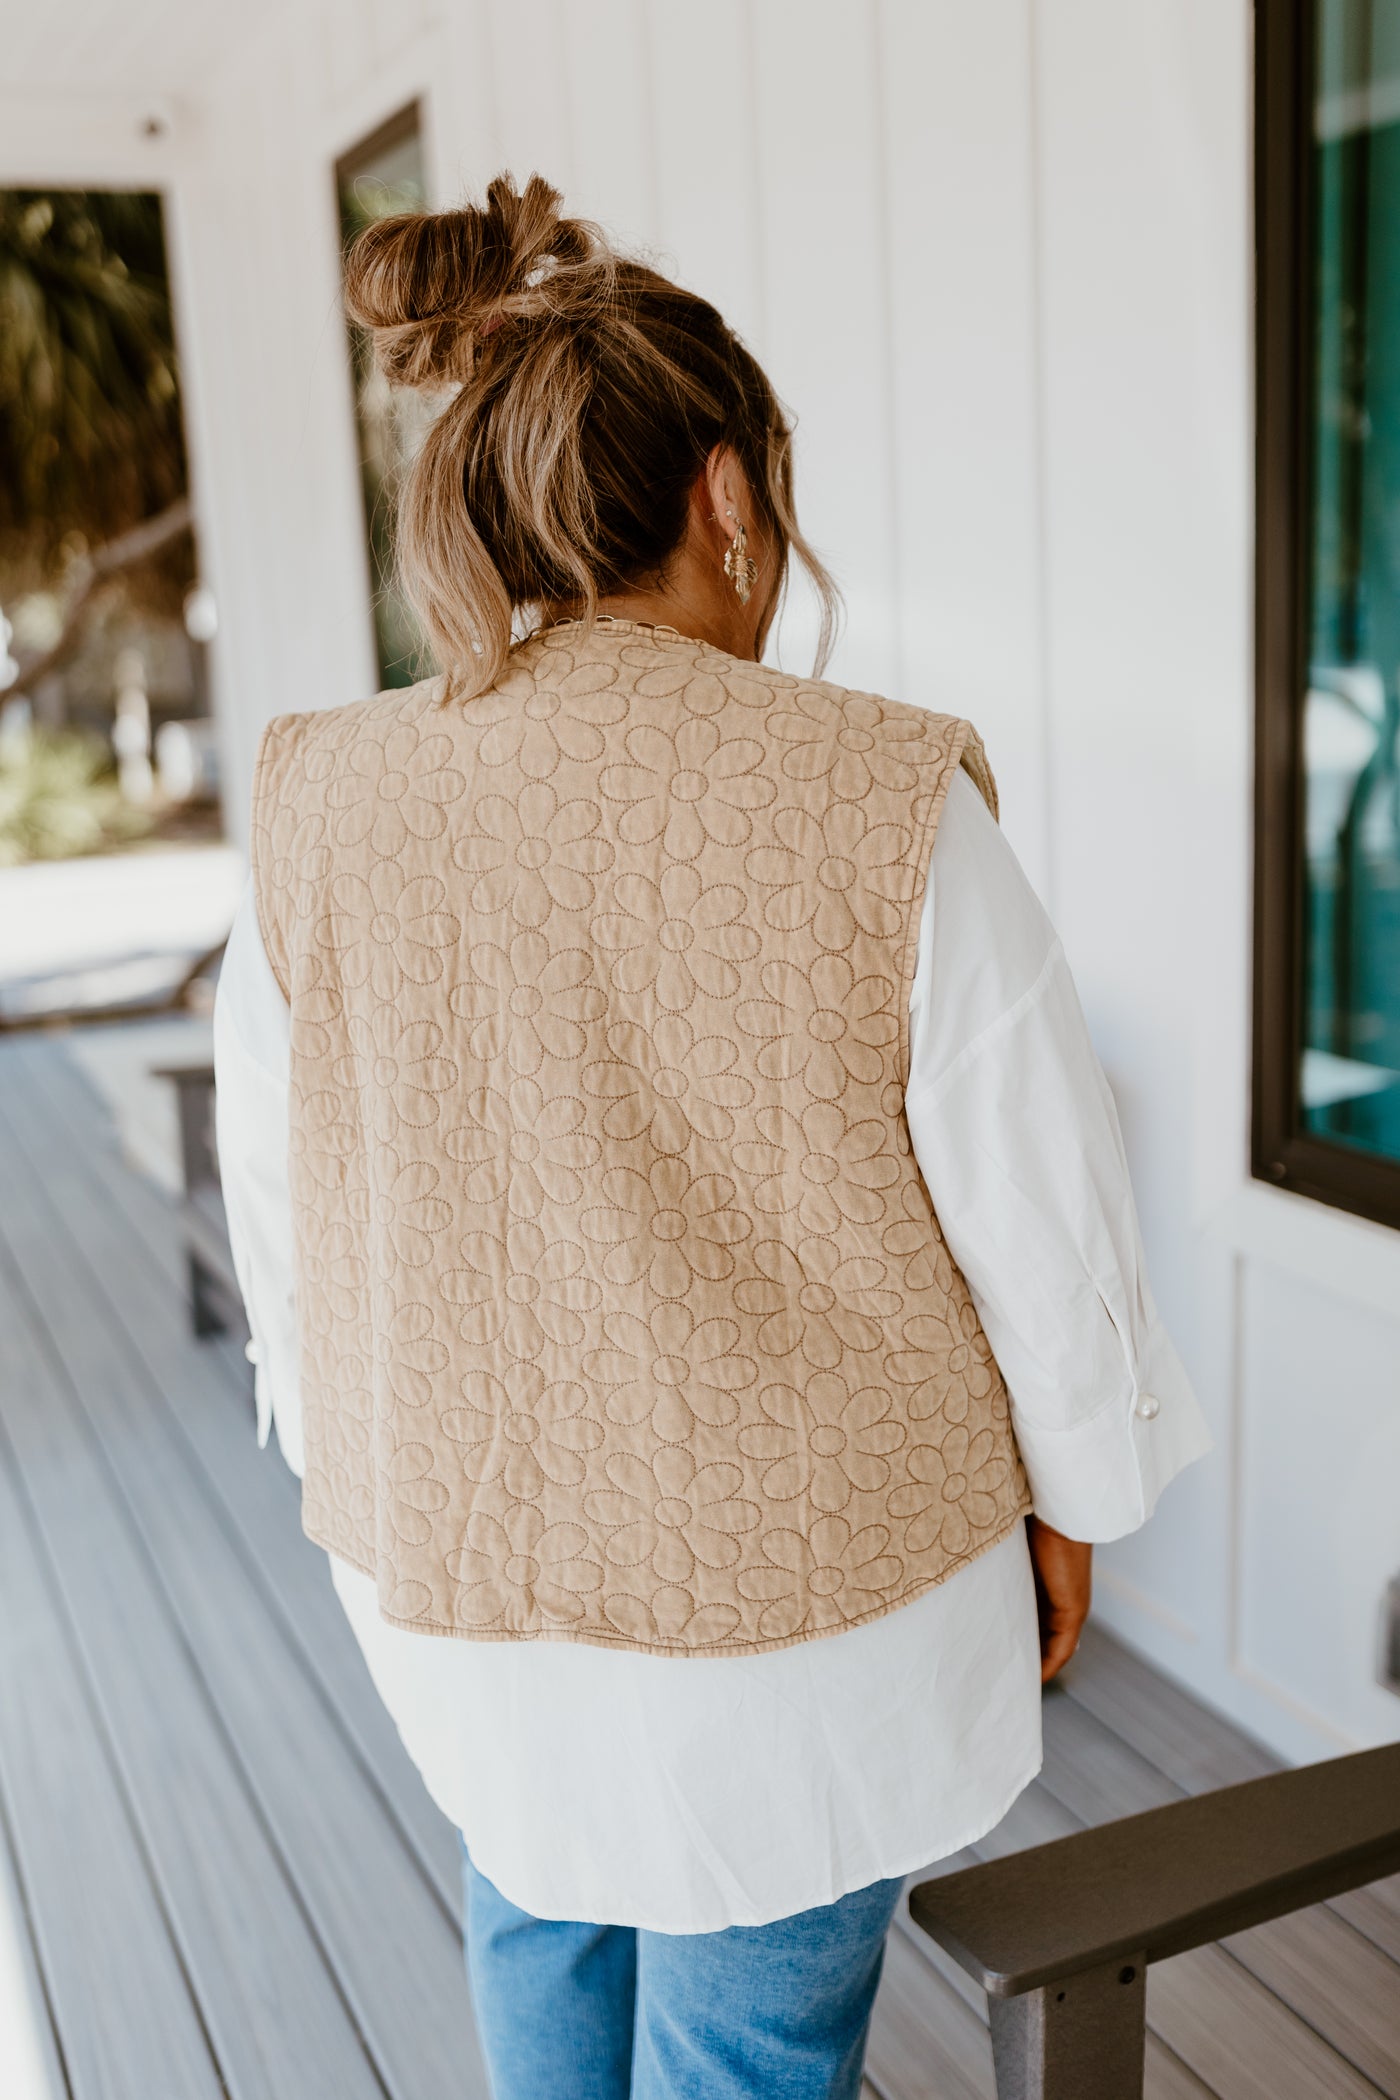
[1026, 1516, 1093, 1683]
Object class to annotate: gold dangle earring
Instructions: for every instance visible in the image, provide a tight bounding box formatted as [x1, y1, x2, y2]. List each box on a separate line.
[723, 517, 758, 605]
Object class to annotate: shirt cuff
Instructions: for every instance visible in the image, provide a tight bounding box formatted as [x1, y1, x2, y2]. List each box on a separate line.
[244, 1335, 305, 1476]
[1010, 1321, 1213, 1543]
[245, 1339, 273, 1450]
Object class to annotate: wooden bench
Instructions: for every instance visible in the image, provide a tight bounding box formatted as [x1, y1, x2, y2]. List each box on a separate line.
[150, 1062, 241, 1339]
[910, 1738, 1400, 2098]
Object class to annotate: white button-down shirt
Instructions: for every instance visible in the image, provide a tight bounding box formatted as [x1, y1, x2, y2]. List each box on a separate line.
[214, 765, 1210, 1931]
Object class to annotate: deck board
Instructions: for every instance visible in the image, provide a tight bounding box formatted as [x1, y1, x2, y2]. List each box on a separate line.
[0, 1062, 488, 2100]
[1, 1026, 1397, 2099]
[0, 1362, 224, 2100]
[0, 1784, 69, 2100]
[9, 1030, 463, 1917]
[0, 1236, 391, 2100]
[865, 1928, 995, 2100]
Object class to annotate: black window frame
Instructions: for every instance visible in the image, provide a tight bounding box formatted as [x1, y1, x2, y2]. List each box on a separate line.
[1253, 0, 1400, 1231]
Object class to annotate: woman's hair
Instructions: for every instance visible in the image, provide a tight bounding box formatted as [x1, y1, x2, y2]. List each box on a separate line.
[343, 172, 839, 697]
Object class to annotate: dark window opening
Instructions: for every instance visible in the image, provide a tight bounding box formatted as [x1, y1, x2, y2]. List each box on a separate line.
[1255, 0, 1400, 1228]
[335, 103, 431, 691]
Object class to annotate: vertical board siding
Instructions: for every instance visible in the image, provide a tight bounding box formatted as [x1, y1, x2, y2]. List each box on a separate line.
[366, 0, 436, 74]
[483, 0, 578, 201]
[645, 0, 767, 346]
[748, 0, 899, 691]
[878, 0, 1049, 886]
[1029, 0, 1251, 1670]
[560, 0, 659, 247]
[173, 33, 380, 843]
[322, 0, 375, 106]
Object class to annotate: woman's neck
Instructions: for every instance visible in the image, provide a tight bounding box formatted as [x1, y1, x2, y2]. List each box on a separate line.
[546, 543, 772, 662]
[593, 590, 753, 659]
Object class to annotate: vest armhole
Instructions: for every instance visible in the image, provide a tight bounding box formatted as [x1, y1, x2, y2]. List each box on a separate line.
[248, 715, 296, 1007]
[893, 719, 991, 1091]
[958, 726, 1000, 823]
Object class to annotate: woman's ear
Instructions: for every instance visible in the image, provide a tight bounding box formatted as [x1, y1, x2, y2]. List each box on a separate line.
[704, 444, 749, 539]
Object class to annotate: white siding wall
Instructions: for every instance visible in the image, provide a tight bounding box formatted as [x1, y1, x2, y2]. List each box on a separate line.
[19, 0, 1400, 1762]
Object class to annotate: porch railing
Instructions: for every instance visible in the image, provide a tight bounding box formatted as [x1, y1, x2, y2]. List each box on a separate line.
[910, 1739, 1400, 2099]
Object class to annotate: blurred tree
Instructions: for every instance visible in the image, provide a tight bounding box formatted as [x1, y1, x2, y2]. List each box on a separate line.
[0, 722, 151, 864]
[0, 189, 186, 577]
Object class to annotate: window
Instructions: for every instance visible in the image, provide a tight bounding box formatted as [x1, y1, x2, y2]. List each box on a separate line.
[335, 103, 431, 689]
[1256, 0, 1400, 1228]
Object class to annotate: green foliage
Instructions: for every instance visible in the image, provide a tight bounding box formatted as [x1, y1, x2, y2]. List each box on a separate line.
[0, 190, 187, 587]
[0, 724, 151, 864]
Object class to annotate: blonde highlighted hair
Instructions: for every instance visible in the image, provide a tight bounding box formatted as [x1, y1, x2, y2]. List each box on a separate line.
[343, 172, 839, 697]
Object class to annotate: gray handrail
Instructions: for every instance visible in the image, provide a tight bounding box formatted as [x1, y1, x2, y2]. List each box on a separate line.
[909, 1740, 1400, 2099]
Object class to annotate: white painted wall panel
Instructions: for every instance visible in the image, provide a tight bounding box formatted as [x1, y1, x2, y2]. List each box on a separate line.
[1029, 0, 1253, 1668]
[747, 0, 899, 691]
[179, 20, 381, 842]
[322, 0, 376, 107]
[0, 0, 287, 98]
[646, 0, 766, 345]
[483, 0, 577, 201]
[878, 0, 1048, 887]
[434, 0, 504, 199]
[560, 0, 658, 247]
[1240, 1260, 1400, 1750]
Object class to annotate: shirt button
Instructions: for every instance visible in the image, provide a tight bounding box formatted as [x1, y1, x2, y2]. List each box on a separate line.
[244, 1339, 261, 1365]
[1136, 1394, 1160, 1421]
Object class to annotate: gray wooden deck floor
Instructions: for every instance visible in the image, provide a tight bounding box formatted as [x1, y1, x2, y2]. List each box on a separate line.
[0, 1027, 1397, 2100]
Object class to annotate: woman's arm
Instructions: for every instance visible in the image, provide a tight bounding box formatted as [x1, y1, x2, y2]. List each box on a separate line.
[907, 770, 1211, 1670]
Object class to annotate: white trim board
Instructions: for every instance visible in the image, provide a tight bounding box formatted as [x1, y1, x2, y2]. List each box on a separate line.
[1212, 1179, 1400, 1327]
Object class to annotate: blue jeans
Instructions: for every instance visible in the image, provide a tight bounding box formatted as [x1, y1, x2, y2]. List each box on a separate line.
[462, 1845, 902, 2100]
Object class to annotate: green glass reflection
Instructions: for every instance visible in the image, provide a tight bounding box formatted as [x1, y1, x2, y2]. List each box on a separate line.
[1303, 2, 1400, 1162]
[336, 111, 432, 690]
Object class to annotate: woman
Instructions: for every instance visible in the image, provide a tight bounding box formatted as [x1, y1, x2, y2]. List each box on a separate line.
[214, 173, 1210, 2100]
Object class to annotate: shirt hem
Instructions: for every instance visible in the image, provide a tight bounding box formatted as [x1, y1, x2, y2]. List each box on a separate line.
[461, 1749, 1047, 1935]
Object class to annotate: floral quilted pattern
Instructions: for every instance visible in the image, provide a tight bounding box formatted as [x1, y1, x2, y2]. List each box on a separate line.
[451, 782, 614, 926]
[251, 618, 1029, 1655]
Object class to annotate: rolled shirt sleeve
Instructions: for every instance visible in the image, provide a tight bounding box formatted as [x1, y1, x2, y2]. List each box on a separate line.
[212, 880, 305, 1478]
[906, 770, 1212, 1543]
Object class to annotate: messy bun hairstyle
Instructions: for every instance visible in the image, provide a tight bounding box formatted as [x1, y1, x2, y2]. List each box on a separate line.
[343, 172, 839, 698]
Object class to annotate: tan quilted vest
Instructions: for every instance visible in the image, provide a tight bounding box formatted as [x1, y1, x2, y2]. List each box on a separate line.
[251, 617, 1030, 1655]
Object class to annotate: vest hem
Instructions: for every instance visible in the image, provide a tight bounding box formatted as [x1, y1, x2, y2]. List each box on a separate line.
[305, 1489, 1033, 1658]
